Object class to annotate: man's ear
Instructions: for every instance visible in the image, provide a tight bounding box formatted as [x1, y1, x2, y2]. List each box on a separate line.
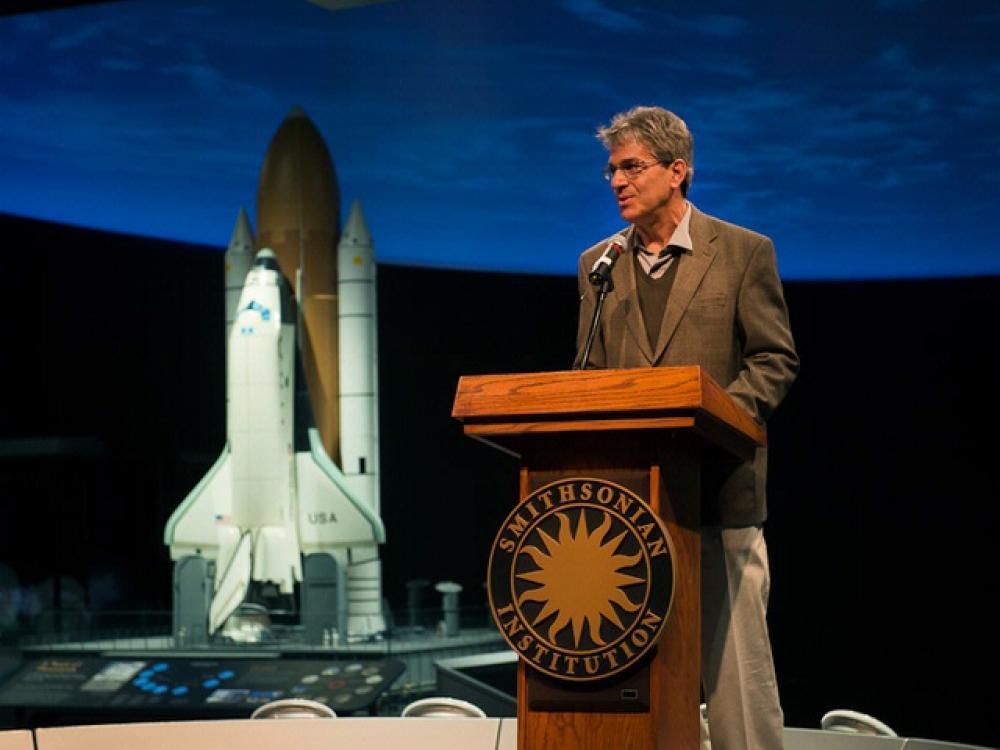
[670, 159, 689, 189]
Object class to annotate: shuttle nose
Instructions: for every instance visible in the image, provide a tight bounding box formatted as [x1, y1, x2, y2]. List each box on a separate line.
[254, 248, 281, 271]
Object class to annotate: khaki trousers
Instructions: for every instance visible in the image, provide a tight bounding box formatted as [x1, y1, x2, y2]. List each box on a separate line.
[699, 527, 784, 750]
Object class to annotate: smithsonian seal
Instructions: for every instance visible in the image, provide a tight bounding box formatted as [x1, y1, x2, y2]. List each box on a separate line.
[487, 477, 674, 682]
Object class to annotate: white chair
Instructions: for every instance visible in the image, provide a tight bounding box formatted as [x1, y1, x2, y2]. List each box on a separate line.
[251, 698, 338, 719]
[401, 697, 487, 718]
[821, 709, 897, 737]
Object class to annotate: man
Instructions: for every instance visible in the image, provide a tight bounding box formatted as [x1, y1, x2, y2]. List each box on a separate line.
[575, 106, 799, 750]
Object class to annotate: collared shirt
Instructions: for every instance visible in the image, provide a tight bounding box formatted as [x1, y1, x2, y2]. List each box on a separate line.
[633, 201, 692, 279]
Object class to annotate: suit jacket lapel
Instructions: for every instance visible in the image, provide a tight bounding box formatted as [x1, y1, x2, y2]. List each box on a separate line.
[617, 225, 655, 364]
[651, 206, 718, 363]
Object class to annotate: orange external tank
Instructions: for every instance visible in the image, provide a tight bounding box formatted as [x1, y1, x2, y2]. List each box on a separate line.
[255, 107, 342, 464]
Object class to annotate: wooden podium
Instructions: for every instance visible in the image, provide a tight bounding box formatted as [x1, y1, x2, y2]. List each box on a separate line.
[452, 366, 765, 750]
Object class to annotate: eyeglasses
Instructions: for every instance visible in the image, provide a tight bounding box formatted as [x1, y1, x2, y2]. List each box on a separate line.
[602, 159, 667, 182]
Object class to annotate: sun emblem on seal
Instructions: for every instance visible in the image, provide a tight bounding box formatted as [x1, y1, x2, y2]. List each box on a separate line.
[488, 477, 674, 682]
[517, 510, 642, 648]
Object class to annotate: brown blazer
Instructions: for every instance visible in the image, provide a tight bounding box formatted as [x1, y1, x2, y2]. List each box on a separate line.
[574, 206, 799, 526]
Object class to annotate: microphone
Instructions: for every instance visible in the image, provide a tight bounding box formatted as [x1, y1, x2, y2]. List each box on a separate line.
[588, 234, 627, 288]
[578, 233, 626, 369]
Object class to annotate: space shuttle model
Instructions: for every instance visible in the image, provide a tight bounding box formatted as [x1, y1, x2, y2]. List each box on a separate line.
[164, 108, 386, 643]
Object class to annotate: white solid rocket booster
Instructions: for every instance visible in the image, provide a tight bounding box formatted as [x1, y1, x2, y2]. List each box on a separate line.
[337, 199, 385, 636]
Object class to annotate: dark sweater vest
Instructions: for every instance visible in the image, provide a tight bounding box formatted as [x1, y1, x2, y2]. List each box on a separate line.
[634, 252, 681, 351]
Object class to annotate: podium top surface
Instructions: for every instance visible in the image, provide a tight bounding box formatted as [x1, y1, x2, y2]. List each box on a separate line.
[452, 366, 764, 457]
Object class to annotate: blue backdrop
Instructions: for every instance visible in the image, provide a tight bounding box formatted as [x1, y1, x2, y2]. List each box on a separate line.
[1, 0, 997, 279]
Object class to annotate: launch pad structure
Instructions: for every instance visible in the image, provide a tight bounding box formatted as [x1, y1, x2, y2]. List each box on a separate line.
[9, 617, 506, 713]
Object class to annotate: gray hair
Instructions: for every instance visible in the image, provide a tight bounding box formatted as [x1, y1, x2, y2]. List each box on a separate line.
[597, 106, 694, 196]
